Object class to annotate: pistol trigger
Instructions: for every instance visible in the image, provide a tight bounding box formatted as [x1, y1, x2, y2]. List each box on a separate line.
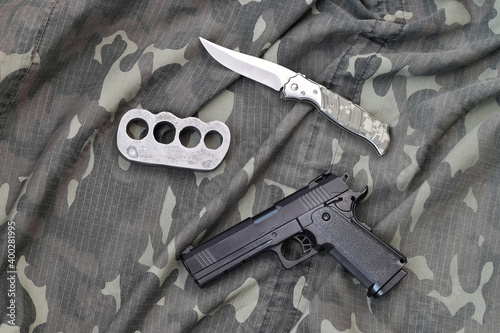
[293, 234, 313, 255]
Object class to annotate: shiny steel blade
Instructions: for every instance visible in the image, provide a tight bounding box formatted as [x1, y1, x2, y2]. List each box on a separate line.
[200, 37, 296, 91]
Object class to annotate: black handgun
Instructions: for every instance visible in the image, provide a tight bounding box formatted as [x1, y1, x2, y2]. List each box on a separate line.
[181, 172, 407, 297]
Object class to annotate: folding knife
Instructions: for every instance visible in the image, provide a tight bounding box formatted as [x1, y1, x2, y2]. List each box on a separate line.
[200, 37, 390, 156]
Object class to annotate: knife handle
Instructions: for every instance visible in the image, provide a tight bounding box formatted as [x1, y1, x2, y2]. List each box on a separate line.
[282, 74, 390, 156]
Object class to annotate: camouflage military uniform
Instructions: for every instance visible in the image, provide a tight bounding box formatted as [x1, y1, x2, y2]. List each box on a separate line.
[1, 0, 499, 332]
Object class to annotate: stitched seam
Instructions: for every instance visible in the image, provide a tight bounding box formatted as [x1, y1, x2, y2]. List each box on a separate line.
[0, 0, 60, 114]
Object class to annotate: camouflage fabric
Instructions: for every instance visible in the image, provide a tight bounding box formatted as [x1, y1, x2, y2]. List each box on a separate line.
[1, 0, 499, 332]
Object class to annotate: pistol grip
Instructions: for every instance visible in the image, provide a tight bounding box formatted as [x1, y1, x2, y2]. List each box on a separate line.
[311, 206, 406, 297]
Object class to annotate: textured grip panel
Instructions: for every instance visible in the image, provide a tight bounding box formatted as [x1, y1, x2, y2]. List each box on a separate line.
[312, 206, 406, 296]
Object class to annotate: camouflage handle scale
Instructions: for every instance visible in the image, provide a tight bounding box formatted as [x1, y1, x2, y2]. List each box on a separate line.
[282, 74, 390, 156]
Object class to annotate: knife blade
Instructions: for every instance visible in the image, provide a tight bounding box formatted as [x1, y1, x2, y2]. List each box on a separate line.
[200, 37, 390, 156]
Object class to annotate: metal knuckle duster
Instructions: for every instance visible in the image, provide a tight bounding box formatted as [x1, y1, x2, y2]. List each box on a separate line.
[117, 108, 230, 171]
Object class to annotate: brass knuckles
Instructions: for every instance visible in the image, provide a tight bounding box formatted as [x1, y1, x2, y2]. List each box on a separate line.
[117, 109, 230, 171]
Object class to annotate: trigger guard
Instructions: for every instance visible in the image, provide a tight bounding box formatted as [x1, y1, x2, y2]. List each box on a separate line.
[270, 243, 296, 269]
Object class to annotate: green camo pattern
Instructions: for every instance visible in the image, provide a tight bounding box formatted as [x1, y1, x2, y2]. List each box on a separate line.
[1, 0, 499, 332]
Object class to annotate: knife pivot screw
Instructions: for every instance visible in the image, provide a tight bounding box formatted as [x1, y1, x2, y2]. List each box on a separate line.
[291, 83, 299, 91]
[322, 213, 331, 221]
